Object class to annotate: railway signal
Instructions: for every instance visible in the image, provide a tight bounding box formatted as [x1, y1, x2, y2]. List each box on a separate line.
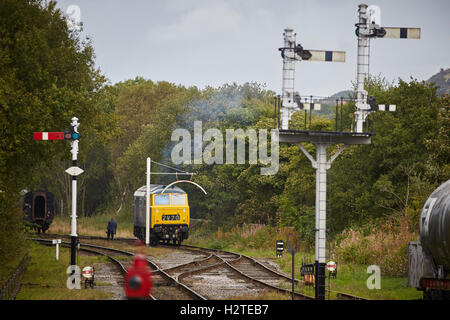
[279, 28, 345, 130]
[286, 231, 300, 300]
[82, 266, 95, 288]
[33, 132, 65, 140]
[33, 117, 82, 268]
[276, 27, 356, 301]
[276, 240, 284, 257]
[327, 260, 337, 279]
[124, 254, 153, 299]
[354, 3, 421, 133]
[64, 124, 81, 140]
[327, 261, 336, 272]
[275, 3, 421, 300]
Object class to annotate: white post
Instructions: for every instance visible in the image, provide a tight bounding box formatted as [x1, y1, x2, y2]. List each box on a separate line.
[315, 144, 328, 264]
[71, 170, 77, 236]
[70, 118, 79, 238]
[146, 157, 151, 245]
[53, 239, 61, 260]
[69, 117, 79, 267]
[298, 143, 345, 299]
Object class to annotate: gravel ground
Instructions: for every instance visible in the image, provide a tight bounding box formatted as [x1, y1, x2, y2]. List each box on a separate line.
[256, 258, 291, 276]
[84, 247, 293, 300]
[149, 251, 207, 269]
[92, 262, 126, 300]
[182, 266, 264, 299]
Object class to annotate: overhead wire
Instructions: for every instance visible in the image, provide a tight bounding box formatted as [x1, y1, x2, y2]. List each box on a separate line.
[150, 159, 189, 174]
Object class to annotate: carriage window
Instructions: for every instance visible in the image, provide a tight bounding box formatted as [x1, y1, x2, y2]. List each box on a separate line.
[171, 194, 186, 205]
[154, 194, 169, 205]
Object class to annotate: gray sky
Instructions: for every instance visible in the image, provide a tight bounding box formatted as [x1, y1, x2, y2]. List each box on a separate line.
[56, 0, 449, 96]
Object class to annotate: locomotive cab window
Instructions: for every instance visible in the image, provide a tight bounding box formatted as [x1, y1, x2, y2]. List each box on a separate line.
[171, 194, 186, 205]
[154, 194, 169, 205]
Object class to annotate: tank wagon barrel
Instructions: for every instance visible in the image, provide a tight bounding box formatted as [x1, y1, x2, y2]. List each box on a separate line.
[409, 179, 450, 300]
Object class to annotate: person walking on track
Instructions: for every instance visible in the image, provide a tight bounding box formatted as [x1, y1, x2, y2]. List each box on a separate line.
[107, 218, 117, 240]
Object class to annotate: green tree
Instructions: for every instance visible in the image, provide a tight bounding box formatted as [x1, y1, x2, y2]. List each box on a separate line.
[0, 0, 107, 269]
[328, 78, 442, 232]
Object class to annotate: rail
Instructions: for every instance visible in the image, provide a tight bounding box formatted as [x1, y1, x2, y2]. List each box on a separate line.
[39, 234, 370, 300]
[0, 252, 31, 300]
[31, 238, 205, 300]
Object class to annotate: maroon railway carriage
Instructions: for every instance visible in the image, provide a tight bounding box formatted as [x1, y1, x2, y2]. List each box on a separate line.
[23, 191, 55, 233]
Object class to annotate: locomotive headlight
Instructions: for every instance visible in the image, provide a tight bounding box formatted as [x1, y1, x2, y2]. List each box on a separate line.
[156, 209, 159, 213]
[183, 209, 186, 212]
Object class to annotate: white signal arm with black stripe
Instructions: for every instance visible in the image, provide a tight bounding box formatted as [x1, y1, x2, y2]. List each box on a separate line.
[354, 4, 421, 133]
[382, 27, 421, 39]
[279, 28, 345, 130]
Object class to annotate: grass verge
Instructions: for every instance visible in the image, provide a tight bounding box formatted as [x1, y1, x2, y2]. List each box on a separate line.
[185, 221, 423, 300]
[16, 241, 113, 300]
[45, 211, 423, 300]
[49, 207, 134, 238]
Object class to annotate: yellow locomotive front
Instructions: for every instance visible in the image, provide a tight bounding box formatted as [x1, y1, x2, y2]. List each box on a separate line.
[133, 184, 190, 245]
[151, 191, 190, 245]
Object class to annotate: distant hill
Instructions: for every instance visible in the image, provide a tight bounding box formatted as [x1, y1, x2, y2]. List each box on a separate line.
[331, 90, 353, 99]
[317, 68, 449, 118]
[426, 68, 450, 96]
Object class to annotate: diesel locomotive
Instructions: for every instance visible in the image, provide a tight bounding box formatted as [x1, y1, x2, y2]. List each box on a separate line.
[133, 184, 190, 245]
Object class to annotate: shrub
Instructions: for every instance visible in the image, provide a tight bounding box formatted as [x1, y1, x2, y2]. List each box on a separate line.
[334, 215, 417, 276]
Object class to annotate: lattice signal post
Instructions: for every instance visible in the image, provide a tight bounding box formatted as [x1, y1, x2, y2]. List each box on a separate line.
[34, 117, 82, 267]
[354, 4, 421, 133]
[279, 28, 345, 130]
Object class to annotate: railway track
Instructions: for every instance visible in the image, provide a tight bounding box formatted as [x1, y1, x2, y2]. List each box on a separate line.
[31, 238, 205, 300]
[36, 233, 369, 300]
[166, 245, 313, 300]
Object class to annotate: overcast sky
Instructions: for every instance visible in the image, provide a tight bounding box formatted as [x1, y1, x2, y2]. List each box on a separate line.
[55, 0, 449, 97]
